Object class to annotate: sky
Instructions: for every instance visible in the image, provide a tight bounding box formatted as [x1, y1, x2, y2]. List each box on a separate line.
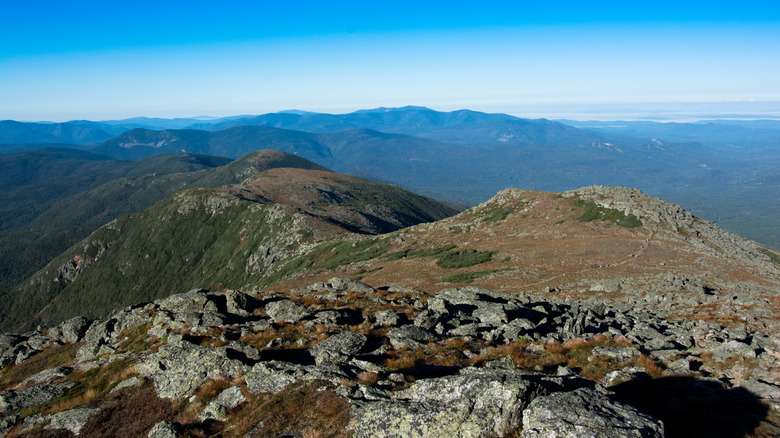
[1, 0, 779, 121]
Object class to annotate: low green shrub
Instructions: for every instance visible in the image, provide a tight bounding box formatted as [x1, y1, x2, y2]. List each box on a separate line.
[573, 199, 642, 228]
[436, 249, 497, 269]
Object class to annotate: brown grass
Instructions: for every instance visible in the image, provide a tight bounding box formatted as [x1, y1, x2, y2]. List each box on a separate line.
[357, 371, 381, 385]
[634, 355, 666, 378]
[223, 380, 351, 438]
[212, 338, 230, 347]
[385, 347, 426, 370]
[298, 295, 327, 308]
[45, 388, 101, 415]
[12, 359, 138, 421]
[543, 341, 566, 354]
[239, 322, 320, 350]
[195, 376, 231, 401]
[76, 384, 182, 438]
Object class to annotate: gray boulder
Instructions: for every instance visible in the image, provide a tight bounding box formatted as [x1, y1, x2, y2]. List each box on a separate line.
[198, 386, 246, 421]
[601, 367, 650, 388]
[110, 376, 141, 393]
[520, 388, 664, 437]
[0, 383, 74, 413]
[0, 334, 25, 352]
[44, 407, 100, 435]
[374, 310, 401, 327]
[57, 316, 91, 343]
[386, 326, 436, 349]
[22, 365, 72, 386]
[436, 288, 484, 306]
[712, 340, 756, 361]
[310, 331, 367, 365]
[76, 318, 117, 362]
[112, 309, 154, 336]
[137, 335, 250, 399]
[156, 289, 219, 313]
[265, 300, 311, 323]
[738, 379, 780, 404]
[351, 369, 545, 438]
[246, 360, 314, 394]
[413, 309, 442, 330]
[473, 303, 510, 325]
[148, 420, 183, 438]
[225, 289, 256, 316]
[0, 414, 18, 436]
[327, 277, 375, 293]
[1, 343, 40, 367]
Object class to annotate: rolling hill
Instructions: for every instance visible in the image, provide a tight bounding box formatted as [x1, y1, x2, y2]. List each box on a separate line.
[0, 166, 459, 331]
[0, 149, 329, 292]
[0, 121, 115, 146]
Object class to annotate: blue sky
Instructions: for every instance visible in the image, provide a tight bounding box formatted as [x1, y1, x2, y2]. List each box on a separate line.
[1, 0, 779, 121]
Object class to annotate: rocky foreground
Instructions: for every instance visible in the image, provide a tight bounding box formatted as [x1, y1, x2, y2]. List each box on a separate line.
[1, 277, 779, 437]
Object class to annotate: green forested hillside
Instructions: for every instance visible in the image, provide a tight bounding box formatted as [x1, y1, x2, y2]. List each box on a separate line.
[0, 168, 459, 331]
[0, 149, 327, 292]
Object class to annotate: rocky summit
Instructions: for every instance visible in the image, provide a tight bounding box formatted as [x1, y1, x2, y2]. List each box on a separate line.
[0, 276, 777, 437]
[0, 185, 779, 437]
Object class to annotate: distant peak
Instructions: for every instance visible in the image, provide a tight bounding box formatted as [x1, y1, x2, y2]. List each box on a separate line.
[351, 105, 434, 114]
[276, 110, 319, 115]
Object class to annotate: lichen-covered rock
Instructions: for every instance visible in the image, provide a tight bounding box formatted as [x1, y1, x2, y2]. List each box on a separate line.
[136, 335, 249, 399]
[44, 407, 100, 435]
[156, 289, 220, 313]
[245, 360, 314, 394]
[386, 325, 436, 348]
[148, 420, 183, 438]
[112, 309, 153, 336]
[265, 300, 311, 323]
[712, 340, 757, 361]
[601, 367, 650, 388]
[374, 310, 401, 327]
[1, 343, 40, 367]
[19, 413, 46, 433]
[110, 376, 141, 393]
[310, 330, 367, 365]
[520, 388, 664, 437]
[22, 365, 72, 386]
[738, 379, 780, 405]
[225, 289, 257, 316]
[351, 369, 546, 437]
[197, 386, 246, 421]
[76, 318, 117, 362]
[0, 383, 74, 413]
[0, 334, 25, 351]
[0, 414, 19, 436]
[57, 316, 91, 344]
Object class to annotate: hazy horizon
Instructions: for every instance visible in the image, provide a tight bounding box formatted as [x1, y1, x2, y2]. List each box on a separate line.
[7, 100, 780, 125]
[2, 1, 779, 122]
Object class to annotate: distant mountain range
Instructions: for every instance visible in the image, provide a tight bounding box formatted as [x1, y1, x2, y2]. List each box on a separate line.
[2, 108, 780, 436]
[0, 120, 115, 147]
[2, 106, 779, 250]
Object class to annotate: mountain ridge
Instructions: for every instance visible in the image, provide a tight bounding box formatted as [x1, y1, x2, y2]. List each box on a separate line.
[0, 166, 459, 331]
[0, 149, 329, 292]
[0, 182, 778, 437]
